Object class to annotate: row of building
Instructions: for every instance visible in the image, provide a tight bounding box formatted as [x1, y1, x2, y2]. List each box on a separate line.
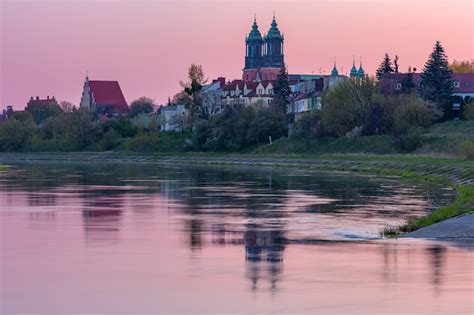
[2, 15, 473, 128]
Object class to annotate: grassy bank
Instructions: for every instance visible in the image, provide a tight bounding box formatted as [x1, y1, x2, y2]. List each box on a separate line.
[257, 121, 474, 157]
[0, 151, 472, 236]
[382, 185, 474, 237]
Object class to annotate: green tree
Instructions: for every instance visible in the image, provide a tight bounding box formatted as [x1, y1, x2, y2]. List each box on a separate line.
[65, 107, 99, 149]
[180, 64, 208, 126]
[394, 55, 399, 73]
[272, 65, 291, 114]
[376, 53, 394, 80]
[321, 79, 373, 136]
[59, 101, 76, 113]
[0, 112, 36, 151]
[463, 99, 474, 120]
[26, 101, 63, 125]
[401, 66, 416, 94]
[363, 93, 398, 135]
[449, 59, 474, 73]
[39, 114, 67, 140]
[129, 97, 154, 117]
[247, 107, 286, 146]
[102, 118, 138, 138]
[420, 41, 453, 119]
[393, 95, 441, 134]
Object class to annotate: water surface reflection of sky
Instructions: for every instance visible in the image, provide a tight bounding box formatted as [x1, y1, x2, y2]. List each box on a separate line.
[0, 163, 472, 314]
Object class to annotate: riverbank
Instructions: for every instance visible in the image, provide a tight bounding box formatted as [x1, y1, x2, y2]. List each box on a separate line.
[405, 212, 474, 239]
[0, 152, 472, 237]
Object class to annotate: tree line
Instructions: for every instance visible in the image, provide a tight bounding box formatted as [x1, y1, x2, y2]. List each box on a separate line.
[0, 41, 472, 153]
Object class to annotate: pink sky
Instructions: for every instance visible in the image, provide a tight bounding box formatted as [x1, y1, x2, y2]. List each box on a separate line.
[1, 0, 472, 109]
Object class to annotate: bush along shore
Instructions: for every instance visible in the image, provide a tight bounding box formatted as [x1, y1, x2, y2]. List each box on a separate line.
[0, 152, 472, 237]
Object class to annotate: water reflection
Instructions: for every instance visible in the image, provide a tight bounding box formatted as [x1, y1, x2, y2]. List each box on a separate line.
[0, 162, 471, 314]
[244, 227, 285, 292]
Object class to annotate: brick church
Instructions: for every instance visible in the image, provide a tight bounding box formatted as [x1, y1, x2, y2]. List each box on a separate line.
[243, 15, 285, 82]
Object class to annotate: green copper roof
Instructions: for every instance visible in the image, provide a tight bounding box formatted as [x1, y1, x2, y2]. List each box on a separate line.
[331, 63, 339, 76]
[350, 61, 358, 76]
[357, 63, 365, 76]
[266, 17, 282, 39]
[247, 18, 263, 41]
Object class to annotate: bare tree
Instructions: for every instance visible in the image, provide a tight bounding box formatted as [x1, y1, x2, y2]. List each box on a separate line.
[59, 101, 76, 113]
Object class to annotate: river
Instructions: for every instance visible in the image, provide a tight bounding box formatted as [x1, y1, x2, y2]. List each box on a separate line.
[0, 162, 472, 314]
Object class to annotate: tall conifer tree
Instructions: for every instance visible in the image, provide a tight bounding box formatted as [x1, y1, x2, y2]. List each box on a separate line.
[402, 66, 416, 94]
[420, 41, 453, 118]
[394, 55, 399, 73]
[273, 65, 291, 114]
[376, 53, 394, 80]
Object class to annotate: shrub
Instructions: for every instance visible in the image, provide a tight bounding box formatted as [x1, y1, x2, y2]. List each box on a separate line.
[102, 118, 138, 138]
[123, 133, 188, 152]
[397, 132, 425, 152]
[99, 130, 121, 151]
[191, 120, 211, 150]
[290, 111, 322, 139]
[463, 101, 474, 120]
[38, 114, 67, 140]
[247, 107, 286, 146]
[0, 112, 36, 151]
[129, 97, 155, 117]
[345, 125, 363, 139]
[393, 96, 441, 134]
[191, 105, 286, 152]
[363, 93, 398, 135]
[460, 141, 474, 160]
[64, 108, 100, 149]
[26, 101, 63, 125]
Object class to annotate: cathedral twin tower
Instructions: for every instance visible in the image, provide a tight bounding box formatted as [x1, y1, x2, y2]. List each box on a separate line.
[243, 15, 284, 82]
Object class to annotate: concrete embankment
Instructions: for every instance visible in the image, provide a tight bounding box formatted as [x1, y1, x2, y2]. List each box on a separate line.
[0, 152, 472, 186]
[405, 212, 474, 240]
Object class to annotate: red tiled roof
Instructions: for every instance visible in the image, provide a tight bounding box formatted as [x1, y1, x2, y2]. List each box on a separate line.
[452, 73, 474, 93]
[382, 72, 474, 93]
[89, 81, 127, 107]
[223, 80, 244, 91]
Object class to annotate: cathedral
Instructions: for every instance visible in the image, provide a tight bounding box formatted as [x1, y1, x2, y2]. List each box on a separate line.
[243, 15, 284, 82]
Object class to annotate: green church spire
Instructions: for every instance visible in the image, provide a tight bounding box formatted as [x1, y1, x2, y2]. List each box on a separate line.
[247, 15, 262, 41]
[350, 57, 358, 77]
[331, 61, 339, 76]
[266, 13, 282, 39]
[357, 59, 365, 77]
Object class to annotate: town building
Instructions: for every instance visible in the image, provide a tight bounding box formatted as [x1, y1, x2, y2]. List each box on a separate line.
[80, 76, 128, 116]
[202, 77, 226, 116]
[0, 106, 14, 123]
[27, 96, 59, 108]
[380, 72, 474, 118]
[221, 80, 275, 107]
[160, 103, 187, 132]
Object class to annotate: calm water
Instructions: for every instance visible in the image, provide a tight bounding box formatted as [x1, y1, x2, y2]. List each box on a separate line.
[0, 162, 472, 314]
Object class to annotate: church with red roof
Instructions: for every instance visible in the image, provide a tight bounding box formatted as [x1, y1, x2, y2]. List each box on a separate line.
[79, 76, 128, 116]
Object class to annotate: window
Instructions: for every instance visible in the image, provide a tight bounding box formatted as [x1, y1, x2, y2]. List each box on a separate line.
[258, 88, 263, 94]
[395, 83, 402, 90]
[453, 81, 460, 88]
[268, 89, 273, 94]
